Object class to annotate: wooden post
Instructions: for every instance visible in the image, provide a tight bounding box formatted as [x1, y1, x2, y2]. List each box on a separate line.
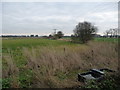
[91, 50, 94, 61]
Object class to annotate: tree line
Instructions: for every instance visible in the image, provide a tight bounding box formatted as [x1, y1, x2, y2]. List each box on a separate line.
[103, 28, 118, 38]
[2, 21, 119, 44]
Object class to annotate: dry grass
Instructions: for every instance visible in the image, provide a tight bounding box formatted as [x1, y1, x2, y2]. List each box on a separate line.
[2, 53, 19, 88]
[2, 41, 118, 88]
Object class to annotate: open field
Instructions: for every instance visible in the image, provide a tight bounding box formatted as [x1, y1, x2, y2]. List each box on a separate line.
[94, 38, 118, 43]
[2, 38, 119, 88]
[2, 37, 118, 49]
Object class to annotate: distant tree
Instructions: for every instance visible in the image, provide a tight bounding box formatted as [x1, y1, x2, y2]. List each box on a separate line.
[72, 21, 98, 43]
[56, 31, 64, 39]
[113, 28, 118, 37]
[30, 35, 34, 37]
[35, 35, 38, 37]
[42, 36, 48, 38]
[112, 29, 116, 37]
[104, 30, 110, 37]
[51, 31, 64, 39]
[109, 29, 113, 37]
[48, 34, 53, 39]
[111, 28, 118, 38]
[49, 34, 52, 37]
[104, 28, 118, 38]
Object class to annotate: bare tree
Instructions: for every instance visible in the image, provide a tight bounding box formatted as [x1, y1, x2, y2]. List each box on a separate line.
[113, 28, 118, 37]
[104, 28, 118, 38]
[109, 29, 113, 37]
[104, 30, 110, 37]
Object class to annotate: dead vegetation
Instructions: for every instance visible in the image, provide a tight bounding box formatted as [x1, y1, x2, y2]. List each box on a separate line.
[2, 41, 118, 88]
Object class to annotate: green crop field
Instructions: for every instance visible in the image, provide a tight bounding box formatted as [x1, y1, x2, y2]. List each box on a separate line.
[2, 37, 119, 88]
[2, 38, 72, 49]
[94, 37, 119, 43]
[2, 37, 119, 49]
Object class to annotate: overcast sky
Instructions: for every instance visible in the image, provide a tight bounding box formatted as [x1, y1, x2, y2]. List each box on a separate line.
[1, 2, 118, 36]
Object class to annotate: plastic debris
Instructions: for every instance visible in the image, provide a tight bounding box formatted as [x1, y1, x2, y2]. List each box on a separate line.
[78, 68, 115, 82]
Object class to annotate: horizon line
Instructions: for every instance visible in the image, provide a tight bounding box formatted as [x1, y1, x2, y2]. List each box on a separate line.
[1, 33, 104, 36]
